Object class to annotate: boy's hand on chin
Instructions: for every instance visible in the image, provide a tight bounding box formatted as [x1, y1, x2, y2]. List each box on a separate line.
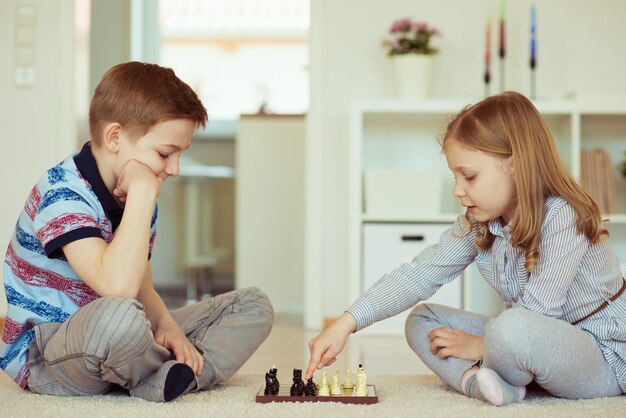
[112, 184, 128, 202]
[114, 160, 161, 202]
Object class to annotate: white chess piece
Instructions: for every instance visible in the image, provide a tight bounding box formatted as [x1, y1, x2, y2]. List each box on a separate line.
[318, 370, 330, 396]
[355, 373, 367, 396]
[330, 371, 343, 395]
[360, 365, 367, 387]
[343, 368, 354, 391]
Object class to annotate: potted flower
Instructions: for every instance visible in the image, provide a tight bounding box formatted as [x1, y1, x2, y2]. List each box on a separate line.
[383, 18, 440, 99]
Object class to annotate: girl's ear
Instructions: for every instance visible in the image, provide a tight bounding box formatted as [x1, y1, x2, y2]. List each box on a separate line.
[505, 156, 514, 178]
[102, 123, 122, 153]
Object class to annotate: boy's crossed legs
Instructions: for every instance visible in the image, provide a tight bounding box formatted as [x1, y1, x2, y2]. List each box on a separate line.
[27, 287, 273, 401]
[169, 286, 274, 390]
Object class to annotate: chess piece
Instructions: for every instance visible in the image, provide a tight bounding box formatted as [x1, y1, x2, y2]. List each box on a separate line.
[343, 368, 354, 392]
[355, 373, 368, 396]
[330, 370, 343, 395]
[304, 378, 317, 396]
[290, 368, 306, 396]
[271, 366, 280, 393]
[355, 364, 368, 396]
[357, 364, 367, 386]
[317, 370, 330, 396]
[264, 366, 280, 395]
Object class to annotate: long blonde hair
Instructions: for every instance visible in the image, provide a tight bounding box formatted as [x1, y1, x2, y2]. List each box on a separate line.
[442, 91, 605, 271]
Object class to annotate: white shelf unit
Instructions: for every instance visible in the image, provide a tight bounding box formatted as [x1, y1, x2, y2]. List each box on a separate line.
[348, 98, 626, 333]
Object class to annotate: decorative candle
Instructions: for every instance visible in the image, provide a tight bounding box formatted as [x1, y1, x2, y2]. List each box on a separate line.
[499, 0, 506, 59]
[530, 5, 537, 99]
[498, 0, 506, 92]
[485, 15, 492, 90]
[530, 5, 536, 69]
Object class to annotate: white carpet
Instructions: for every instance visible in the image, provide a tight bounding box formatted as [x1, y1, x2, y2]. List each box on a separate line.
[1, 372, 625, 417]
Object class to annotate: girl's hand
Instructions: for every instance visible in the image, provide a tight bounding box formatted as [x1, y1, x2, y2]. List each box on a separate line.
[305, 312, 357, 380]
[154, 321, 204, 376]
[428, 327, 484, 362]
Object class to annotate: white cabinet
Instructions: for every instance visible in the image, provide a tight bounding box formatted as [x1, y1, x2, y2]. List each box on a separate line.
[362, 223, 462, 335]
[348, 98, 626, 333]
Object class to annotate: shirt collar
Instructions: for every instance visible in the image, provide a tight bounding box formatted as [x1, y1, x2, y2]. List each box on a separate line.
[488, 217, 512, 237]
[73, 141, 124, 230]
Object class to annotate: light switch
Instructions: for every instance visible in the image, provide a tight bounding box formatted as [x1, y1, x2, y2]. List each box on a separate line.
[16, 5, 37, 25]
[14, 66, 36, 87]
[14, 4, 37, 88]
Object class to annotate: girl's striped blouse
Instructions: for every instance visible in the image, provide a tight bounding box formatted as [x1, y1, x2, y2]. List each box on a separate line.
[347, 196, 626, 391]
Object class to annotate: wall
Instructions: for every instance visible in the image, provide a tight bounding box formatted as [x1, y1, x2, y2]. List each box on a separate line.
[306, 0, 626, 327]
[236, 116, 305, 314]
[89, 0, 131, 93]
[0, 0, 80, 316]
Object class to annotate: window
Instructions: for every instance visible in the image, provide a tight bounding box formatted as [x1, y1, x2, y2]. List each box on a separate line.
[159, 0, 309, 121]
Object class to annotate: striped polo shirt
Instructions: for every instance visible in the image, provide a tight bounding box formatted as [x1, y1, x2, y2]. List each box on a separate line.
[348, 196, 626, 391]
[0, 142, 158, 388]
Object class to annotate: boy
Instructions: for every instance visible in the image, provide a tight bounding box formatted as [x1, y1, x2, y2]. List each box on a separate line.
[0, 62, 274, 402]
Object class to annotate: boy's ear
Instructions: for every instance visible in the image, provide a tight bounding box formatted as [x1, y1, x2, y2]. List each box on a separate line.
[102, 122, 122, 153]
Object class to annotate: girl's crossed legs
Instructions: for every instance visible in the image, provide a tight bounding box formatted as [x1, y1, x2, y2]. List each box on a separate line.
[405, 303, 622, 405]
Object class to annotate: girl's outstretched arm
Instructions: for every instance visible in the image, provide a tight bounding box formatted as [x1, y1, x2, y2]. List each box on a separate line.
[305, 312, 357, 379]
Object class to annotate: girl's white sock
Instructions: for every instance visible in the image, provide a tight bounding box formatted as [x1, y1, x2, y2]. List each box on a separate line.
[463, 367, 526, 406]
[474, 367, 526, 406]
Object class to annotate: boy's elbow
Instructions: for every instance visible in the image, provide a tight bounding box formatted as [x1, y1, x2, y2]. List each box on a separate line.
[110, 287, 140, 299]
[96, 277, 142, 299]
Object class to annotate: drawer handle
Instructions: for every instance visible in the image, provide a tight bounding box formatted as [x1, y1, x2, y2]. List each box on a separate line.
[401, 235, 424, 241]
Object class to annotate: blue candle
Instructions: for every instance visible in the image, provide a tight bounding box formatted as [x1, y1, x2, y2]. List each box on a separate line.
[530, 5, 536, 69]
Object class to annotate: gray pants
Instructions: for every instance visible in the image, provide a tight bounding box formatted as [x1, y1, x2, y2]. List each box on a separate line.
[27, 287, 273, 396]
[405, 303, 623, 399]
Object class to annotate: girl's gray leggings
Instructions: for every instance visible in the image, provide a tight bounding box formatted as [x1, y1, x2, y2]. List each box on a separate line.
[405, 303, 623, 399]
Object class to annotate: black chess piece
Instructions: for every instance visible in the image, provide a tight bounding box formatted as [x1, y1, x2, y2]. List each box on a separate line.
[290, 368, 306, 396]
[271, 367, 280, 393]
[264, 367, 280, 395]
[304, 378, 317, 396]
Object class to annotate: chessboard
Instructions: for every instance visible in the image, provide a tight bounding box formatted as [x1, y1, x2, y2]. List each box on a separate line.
[255, 385, 378, 404]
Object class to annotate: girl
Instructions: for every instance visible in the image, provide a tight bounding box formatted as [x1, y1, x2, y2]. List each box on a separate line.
[305, 91, 626, 406]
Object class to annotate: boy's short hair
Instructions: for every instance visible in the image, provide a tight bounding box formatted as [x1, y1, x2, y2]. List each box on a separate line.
[89, 61, 208, 145]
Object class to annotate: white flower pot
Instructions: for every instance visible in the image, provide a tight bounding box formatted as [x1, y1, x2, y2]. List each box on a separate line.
[392, 54, 435, 99]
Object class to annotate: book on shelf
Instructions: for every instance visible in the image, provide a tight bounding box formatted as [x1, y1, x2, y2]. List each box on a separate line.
[580, 148, 617, 214]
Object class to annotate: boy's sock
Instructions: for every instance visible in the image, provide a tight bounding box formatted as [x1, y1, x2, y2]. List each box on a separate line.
[129, 360, 196, 402]
[462, 367, 526, 406]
